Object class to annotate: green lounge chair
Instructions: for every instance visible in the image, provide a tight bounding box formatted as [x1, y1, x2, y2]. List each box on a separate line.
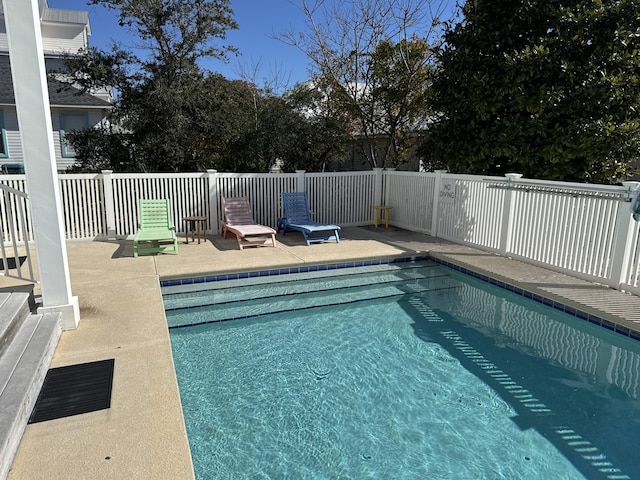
[133, 199, 178, 257]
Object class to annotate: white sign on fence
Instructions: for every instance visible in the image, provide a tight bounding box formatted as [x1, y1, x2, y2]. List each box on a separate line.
[439, 179, 456, 204]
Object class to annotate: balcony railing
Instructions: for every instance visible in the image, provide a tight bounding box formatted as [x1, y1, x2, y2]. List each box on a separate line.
[1, 169, 639, 295]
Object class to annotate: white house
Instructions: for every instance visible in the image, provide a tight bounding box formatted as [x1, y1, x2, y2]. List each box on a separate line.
[0, 0, 112, 173]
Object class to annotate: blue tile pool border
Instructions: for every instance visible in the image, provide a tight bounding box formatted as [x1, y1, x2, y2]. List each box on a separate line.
[160, 255, 431, 288]
[160, 255, 640, 342]
[430, 256, 640, 342]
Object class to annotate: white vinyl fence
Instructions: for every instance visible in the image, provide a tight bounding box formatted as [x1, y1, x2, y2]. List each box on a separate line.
[1, 169, 639, 294]
[403, 171, 640, 295]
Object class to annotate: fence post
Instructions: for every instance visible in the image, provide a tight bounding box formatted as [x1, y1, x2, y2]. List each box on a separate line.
[296, 170, 306, 192]
[431, 170, 447, 237]
[207, 169, 219, 234]
[373, 168, 383, 206]
[383, 168, 395, 206]
[101, 170, 116, 239]
[610, 182, 640, 289]
[498, 173, 521, 256]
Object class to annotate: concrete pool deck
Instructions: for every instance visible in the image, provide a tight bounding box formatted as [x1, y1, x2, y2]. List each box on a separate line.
[4, 225, 640, 480]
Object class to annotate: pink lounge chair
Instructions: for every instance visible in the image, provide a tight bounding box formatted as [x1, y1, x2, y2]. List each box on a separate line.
[221, 197, 277, 250]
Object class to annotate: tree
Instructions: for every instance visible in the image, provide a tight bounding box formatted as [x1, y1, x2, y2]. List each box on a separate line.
[65, 0, 239, 172]
[65, 126, 135, 173]
[278, 83, 351, 172]
[278, 0, 446, 169]
[218, 82, 350, 172]
[429, 0, 640, 183]
[64, 0, 350, 173]
[366, 37, 433, 166]
[92, 0, 238, 73]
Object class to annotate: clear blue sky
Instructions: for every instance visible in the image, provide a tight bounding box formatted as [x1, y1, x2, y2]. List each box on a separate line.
[51, 1, 457, 87]
[51, 0, 316, 85]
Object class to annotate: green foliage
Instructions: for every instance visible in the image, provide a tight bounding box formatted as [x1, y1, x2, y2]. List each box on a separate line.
[278, 84, 351, 172]
[65, 0, 351, 173]
[316, 37, 434, 168]
[369, 37, 433, 166]
[66, 67, 349, 173]
[89, 0, 238, 74]
[429, 0, 640, 183]
[67, 0, 239, 172]
[65, 127, 135, 172]
[218, 83, 350, 172]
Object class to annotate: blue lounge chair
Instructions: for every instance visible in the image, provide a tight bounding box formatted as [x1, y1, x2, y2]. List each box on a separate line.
[278, 192, 340, 245]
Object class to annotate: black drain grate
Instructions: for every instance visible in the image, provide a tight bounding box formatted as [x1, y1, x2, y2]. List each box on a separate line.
[29, 359, 115, 424]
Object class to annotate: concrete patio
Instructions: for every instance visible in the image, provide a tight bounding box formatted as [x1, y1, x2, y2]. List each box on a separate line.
[3, 225, 640, 480]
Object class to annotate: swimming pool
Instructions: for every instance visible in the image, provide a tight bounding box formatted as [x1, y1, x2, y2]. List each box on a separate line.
[163, 258, 640, 480]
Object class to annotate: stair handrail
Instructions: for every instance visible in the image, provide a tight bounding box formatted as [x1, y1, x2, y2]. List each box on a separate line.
[0, 183, 36, 283]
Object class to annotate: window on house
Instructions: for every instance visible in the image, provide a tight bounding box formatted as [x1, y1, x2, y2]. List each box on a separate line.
[59, 112, 88, 157]
[0, 110, 8, 158]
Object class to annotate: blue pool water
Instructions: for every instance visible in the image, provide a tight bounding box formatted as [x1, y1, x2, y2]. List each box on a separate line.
[163, 259, 640, 480]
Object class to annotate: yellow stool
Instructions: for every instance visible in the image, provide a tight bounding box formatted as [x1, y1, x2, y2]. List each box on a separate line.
[373, 205, 392, 228]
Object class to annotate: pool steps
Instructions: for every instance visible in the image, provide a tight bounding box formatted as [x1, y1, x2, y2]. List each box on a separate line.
[163, 261, 457, 328]
[0, 291, 61, 480]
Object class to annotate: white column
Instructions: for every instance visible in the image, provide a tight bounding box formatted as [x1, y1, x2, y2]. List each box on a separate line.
[3, 0, 79, 329]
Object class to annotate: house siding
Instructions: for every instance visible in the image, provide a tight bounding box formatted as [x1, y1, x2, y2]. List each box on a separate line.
[41, 24, 86, 54]
[6, 132, 22, 161]
[0, 106, 107, 171]
[0, 3, 110, 173]
[1, 9, 88, 55]
[0, 22, 6, 52]
[3, 109, 21, 161]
